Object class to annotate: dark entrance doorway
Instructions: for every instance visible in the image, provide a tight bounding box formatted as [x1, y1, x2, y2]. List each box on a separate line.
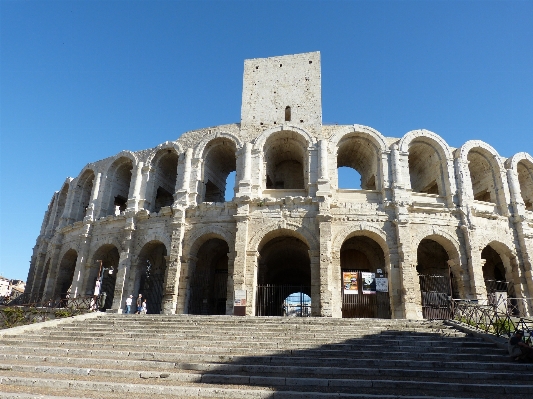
[91, 245, 120, 311]
[136, 241, 167, 314]
[340, 236, 390, 318]
[255, 235, 311, 316]
[188, 238, 229, 315]
[417, 239, 454, 319]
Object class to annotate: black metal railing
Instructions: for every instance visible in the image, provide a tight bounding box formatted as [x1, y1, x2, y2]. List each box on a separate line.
[452, 297, 533, 337]
[256, 285, 311, 317]
[0, 293, 99, 330]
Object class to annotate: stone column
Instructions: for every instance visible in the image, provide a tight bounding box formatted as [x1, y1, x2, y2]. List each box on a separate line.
[244, 250, 257, 316]
[175, 148, 193, 205]
[41, 237, 64, 300]
[237, 143, 252, 196]
[468, 254, 488, 300]
[309, 250, 321, 317]
[86, 172, 102, 220]
[395, 222, 423, 319]
[176, 255, 197, 314]
[316, 140, 331, 196]
[233, 204, 251, 313]
[317, 207, 333, 317]
[110, 226, 135, 312]
[127, 161, 144, 212]
[226, 251, 236, 315]
[391, 144, 403, 188]
[138, 164, 153, 211]
[69, 224, 93, 298]
[161, 213, 186, 314]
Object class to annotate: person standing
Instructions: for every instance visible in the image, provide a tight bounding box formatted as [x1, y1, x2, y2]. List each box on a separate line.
[135, 294, 142, 314]
[141, 299, 147, 314]
[125, 295, 133, 314]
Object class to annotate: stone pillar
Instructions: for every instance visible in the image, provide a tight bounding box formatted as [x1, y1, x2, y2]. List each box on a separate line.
[86, 172, 102, 220]
[110, 226, 135, 312]
[127, 161, 144, 212]
[161, 212, 186, 314]
[244, 250, 257, 316]
[226, 251, 236, 315]
[138, 164, 153, 211]
[316, 140, 330, 196]
[41, 238, 64, 300]
[309, 250, 321, 317]
[176, 255, 197, 314]
[391, 144, 402, 188]
[175, 148, 193, 205]
[233, 204, 251, 313]
[317, 205, 333, 317]
[468, 254, 488, 300]
[237, 143, 252, 196]
[69, 224, 92, 298]
[395, 222, 423, 319]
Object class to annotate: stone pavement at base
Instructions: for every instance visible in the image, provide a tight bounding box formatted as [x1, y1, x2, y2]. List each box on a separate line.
[1, 314, 532, 399]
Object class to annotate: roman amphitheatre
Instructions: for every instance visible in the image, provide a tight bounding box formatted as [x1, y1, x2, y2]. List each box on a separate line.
[24, 51, 533, 319]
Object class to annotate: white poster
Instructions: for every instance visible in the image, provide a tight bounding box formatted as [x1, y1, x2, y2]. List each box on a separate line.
[375, 277, 388, 292]
[234, 290, 247, 306]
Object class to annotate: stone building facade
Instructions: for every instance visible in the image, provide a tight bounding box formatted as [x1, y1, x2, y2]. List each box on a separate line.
[25, 52, 533, 319]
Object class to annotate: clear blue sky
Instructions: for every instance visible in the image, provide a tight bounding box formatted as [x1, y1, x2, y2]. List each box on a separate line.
[1, 0, 532, 281]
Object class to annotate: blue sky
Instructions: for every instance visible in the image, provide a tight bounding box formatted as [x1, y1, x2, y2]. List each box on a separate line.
[1, 0, 532, 281]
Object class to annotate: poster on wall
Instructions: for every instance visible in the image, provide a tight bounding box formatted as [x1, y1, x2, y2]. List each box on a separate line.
[375, 277, 388, 292]
[234, 290, 247, 306]
[342, 272, 358, 294]
[362, 272, 376, 294]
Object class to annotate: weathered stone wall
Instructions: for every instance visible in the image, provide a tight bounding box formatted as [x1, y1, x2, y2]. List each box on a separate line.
[26, 52, 533, 319]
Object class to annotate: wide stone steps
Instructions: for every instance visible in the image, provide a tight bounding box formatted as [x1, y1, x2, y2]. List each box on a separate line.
[1, 314, 532, 399]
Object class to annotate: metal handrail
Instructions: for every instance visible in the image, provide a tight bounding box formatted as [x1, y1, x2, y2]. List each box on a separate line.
[0, 293, 100, 330]
[452, 297, 533, 338]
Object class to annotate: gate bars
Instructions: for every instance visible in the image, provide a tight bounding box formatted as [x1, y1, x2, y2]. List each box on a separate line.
[255, 285, 311, 317]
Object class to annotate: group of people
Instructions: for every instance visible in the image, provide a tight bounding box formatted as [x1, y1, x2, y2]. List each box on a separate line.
[508, 329, 533, 362]
[124, 293, 147, 314]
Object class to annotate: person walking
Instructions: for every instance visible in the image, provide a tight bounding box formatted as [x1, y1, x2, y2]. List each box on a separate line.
[125, 295, 133, 314]
[141, 299, 147, 314]
[135, 294, 142, 314]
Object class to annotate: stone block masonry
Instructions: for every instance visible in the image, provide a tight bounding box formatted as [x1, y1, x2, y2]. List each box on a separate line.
[26, 52, 533, 319]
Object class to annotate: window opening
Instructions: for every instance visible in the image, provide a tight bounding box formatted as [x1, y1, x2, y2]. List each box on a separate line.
[154, 187, 173, 212]
[338, 166, 362, 189]
[285, 106, 291, 122]
[114, 195, 127, 213]
[224, 171, 236, 202]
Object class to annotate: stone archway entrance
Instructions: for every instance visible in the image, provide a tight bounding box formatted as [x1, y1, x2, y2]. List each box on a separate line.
[134, 241, 167, 314]
[417, 239, 454, 319]
[90, 245, 119, 311]
[188, 238, 229, 315]
[256, 235, 311, 316]
[340, 236, 390, 318]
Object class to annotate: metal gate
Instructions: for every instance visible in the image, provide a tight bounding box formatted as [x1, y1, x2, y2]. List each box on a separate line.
[188, 269, 228, 315]
[100, 272, 117, 311]
[341, 270, 391, 318]
[139, 268, 165, 314]
[256, 285, 311, 317]
[419, 274, 452, 319]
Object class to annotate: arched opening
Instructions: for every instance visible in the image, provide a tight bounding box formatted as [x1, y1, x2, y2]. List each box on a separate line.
[517, 160, 533, 211]
[72, 170, 95, 222]
[188, 238, 229, 315]
[151, 150, 179, 212]
[53, 249, 78, 299]
[417, 239, 455, 319]
[467, 149, 498, 204]
[132, 241, 167, 314]
[264, 131, 307, 190]
[89, 245, 119, 310]
[104, 157, 133, 216]
[336, 135, 379, 190]
[340, 236, 390, 318]
[482, 245, 515, 297]
[256, 234, 310, 316]
[52, 184, 69, 231]
[201, 138, 237, 203]
[408, 140, 443, 195]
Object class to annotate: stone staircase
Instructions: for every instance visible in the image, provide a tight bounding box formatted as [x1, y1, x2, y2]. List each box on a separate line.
[1, 314, 532, 399]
